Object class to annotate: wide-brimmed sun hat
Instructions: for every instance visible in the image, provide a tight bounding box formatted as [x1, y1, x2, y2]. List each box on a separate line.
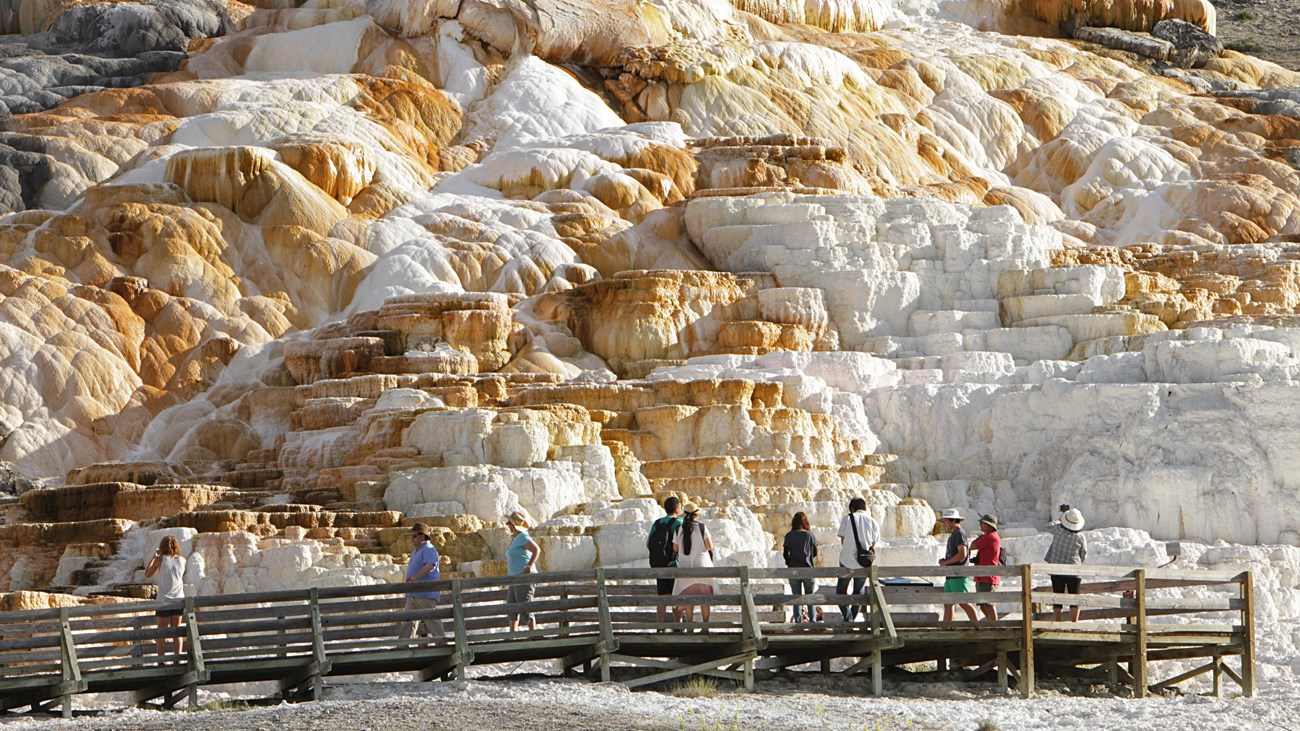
[682, 502, 700, 515]
[505, 510, 531, 529]
[410, 522, 431, 537]
[979, 514, 998, 528]
[1061, 508, 1085, 532]
[939, 508, 963, 521]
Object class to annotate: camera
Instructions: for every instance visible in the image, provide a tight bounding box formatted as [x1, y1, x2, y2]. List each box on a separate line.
[1059, 503, 1071, 513]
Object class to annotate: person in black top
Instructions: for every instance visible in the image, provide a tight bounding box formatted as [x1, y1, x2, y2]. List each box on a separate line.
[783, 512, 819, 623]
[645, 496, 683, 625]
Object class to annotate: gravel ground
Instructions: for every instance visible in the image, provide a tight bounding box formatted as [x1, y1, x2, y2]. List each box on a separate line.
[1, 672, 1295, 731]
[1214, 0, 1300, 68]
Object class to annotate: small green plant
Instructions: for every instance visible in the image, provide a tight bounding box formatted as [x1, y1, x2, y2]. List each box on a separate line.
[1232, 9, 1257, 21]
[1225, 38, 1265, 53]
[975, 721, 1001, 731]
[672, 676, 721, 698]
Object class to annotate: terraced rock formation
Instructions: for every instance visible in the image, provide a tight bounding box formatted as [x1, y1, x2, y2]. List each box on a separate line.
[0, 0, 1298, 620]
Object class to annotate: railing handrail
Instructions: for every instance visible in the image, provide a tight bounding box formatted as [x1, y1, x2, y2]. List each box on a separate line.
[0, 564, 1247, 625]
[0, 562, 1257, 706]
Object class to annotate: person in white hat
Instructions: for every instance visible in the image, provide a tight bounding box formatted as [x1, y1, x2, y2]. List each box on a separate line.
[672, 502, 717, 630]
[937, 509, 978, 622]
[1045, 505, 1088, 622]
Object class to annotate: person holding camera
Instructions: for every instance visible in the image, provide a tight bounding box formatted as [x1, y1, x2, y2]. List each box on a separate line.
[144, 535, 186, 660]
[835, 497, 879, 622]
[1045, 504, 1088, 622]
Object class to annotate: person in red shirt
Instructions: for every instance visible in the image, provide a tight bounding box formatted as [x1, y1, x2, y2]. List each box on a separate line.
[970, 514, 1002, 621]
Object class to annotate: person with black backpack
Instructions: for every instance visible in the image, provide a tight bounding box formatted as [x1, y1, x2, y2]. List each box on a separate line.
[836, 497, 880, 622]
[645, 496, 683, 625]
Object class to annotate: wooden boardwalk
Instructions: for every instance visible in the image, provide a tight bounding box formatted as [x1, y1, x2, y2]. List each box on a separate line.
[0, 564, 1254, 718]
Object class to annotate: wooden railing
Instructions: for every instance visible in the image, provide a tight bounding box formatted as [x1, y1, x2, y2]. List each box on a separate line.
[873, 563, 1253, 698]
[0, 564, 1253, 717]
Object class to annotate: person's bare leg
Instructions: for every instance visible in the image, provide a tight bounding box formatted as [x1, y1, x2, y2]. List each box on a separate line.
[700, 602, 710, 632]
[509, 618, 519, 632]
[1069, 605, 1081, 622]
[155, 617, 166, 657]
[980, 604, 998, 622]
[1053, 607, 1063, 621]
[943, 604, 955, 622]
[961, 604, 978, 622]
[527, 615, 536, 631]
[172, 615, 184, 658]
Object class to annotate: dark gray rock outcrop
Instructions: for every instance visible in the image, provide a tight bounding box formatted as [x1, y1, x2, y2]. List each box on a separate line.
[1152, 19, 1224, 69]
[1213, 88, 1300, 118]
[0, 0, 228, 122]
[1073, 20, 1224, 69]
[0, 135, 56, 213]
[0, 461, 35, 496]
[0, 47, 187, 114]
[1074, 25, 1175, 62]
[50, 0, 228, 57]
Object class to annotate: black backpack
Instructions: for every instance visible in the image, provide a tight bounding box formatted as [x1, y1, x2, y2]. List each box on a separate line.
[849, 513, 876, 567]
[647, 517, 678, 568]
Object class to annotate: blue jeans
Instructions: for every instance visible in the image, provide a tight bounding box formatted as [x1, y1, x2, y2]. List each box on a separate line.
[788, 578, 815, 622]
[836, 576, 866, 621]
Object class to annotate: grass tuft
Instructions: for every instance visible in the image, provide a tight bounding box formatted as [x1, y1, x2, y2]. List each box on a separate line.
[1224, 38, 1265, 53]
[672, 676, 721, 698]
[1232, 9, 1257, 21]
[975, 721, 1001, 731]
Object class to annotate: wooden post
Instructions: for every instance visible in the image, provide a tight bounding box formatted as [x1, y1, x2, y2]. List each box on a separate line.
[996, 651, 1008, 693]
[57, 607, 81, 719]
[1212, 654, 1222, 698]
[560, 586, 570, 631]
[868, 564, 879, 637]
[184, 597, 206, 708]
[596, 569, 613, 683]
[867, 565, 881, 696]
[452, 579, 469, 681]
[1132, 570, 1148, 698]
[1019, 564, 1034, 698]
[1240, 570, 1256, 698]
[561, 584, 573, 678]
[308, 589, 326, 700]
[739, 567, 760, 692]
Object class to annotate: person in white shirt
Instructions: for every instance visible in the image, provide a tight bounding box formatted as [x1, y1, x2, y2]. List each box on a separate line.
[144, 535, 187, 659]
[835, 497, 880, 622]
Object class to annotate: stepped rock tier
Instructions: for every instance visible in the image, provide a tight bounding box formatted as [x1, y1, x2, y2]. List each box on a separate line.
[0, 0, 1299, 610]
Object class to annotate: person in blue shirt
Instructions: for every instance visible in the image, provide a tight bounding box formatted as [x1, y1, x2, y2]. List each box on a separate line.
[399, 522, 445, 639]
[505, 510, 540, 632]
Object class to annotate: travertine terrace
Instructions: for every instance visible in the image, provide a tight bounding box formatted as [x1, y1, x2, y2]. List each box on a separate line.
[0, 0, 1298, 666]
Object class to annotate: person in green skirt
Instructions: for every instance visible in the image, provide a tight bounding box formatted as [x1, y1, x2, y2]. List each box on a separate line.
[938, 508, 978, 622]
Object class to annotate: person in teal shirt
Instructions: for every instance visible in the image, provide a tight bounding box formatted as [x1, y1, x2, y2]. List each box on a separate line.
[505, 510, 540, 632]
[645, 496, 683, 625]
